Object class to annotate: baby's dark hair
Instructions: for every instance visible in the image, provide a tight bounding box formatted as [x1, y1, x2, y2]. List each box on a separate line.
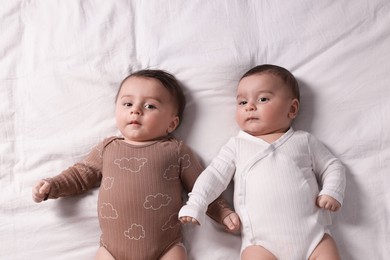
[241, 64, 300, 101]
[116, 69, 186, 126]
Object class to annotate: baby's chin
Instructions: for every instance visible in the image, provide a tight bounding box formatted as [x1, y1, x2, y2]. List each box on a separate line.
[241, 127, 268, 137]
[242, 127, 291, 140]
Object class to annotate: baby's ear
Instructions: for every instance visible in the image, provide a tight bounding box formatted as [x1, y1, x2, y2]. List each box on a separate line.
[288, 98, 300, 119]
[167, 116, 180, 134]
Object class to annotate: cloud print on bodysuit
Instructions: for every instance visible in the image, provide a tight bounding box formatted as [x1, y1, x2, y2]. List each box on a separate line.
[163, 165, 179, 180]
[179, 154, 191, 169]
[124, 224, 145, 240]
[143, 193, 172, 210]
[99, 203, 118, 219]
[102, 177, 114, 190]
[162, 213, 180, 231]
[114, 157, 147, 172]
[162, 154, 192, 180]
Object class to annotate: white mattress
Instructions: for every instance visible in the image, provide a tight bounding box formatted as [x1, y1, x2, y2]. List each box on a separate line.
[1, 1, 389, 259]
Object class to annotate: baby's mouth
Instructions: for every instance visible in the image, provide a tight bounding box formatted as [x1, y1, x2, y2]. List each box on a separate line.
[129, 120, 140, 125]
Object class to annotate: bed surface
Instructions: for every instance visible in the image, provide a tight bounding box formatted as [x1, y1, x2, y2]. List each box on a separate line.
[1, 1, 389, 259]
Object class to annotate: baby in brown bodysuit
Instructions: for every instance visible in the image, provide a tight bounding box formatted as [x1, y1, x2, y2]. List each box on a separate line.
[32, 70, 240, 260]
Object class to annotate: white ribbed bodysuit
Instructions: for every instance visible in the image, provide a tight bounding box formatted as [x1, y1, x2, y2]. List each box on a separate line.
[179, 128, 345, 260]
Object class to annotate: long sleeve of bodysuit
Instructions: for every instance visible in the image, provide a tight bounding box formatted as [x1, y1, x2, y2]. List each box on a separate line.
[177, 141, 235, 225]
[308, 134, 346, 204]
[179, 138, 237, 225]
[44, 138, 109, 199]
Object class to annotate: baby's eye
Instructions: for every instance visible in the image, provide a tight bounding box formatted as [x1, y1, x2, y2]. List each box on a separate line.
[258, 97, 269, 103]
[123, 102, 132, 107]
[144, 104, 157, 110]
[238, 100, 247, 106]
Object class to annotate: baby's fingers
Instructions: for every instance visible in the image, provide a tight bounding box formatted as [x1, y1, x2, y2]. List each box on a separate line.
[223, 213, 241, 232]
[179, 216, 191, 223]
[32, 180, 50, 203]
[32, 188, 45, 203]
[39, 181, 51, 195]
[179, 216, 199, 225]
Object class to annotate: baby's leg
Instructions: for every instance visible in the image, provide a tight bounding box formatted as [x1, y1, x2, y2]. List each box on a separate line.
[95, 246, 116, 260]
[309, 233, 341, 260]
[159, 243, 187, 260]
[241, 245, 277, 260]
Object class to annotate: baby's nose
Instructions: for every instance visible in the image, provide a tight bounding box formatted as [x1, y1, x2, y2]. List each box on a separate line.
[245, 103, 256, 111]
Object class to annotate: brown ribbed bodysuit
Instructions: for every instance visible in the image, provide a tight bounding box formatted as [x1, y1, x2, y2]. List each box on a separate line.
[46, 136, 233, 259]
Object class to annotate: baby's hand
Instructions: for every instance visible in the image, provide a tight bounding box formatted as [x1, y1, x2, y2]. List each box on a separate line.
[223, 212, 241, 233]
[32, 180, 51, 203]
[179, 216, 200, 225]
[316, 195, 341, 212]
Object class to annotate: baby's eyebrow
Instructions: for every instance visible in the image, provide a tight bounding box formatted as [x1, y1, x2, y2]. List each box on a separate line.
[120, 95, 163, 103]
[257, 90, 274, 95]
[119, 95, 133, 100]
[144, 97, 163, 104]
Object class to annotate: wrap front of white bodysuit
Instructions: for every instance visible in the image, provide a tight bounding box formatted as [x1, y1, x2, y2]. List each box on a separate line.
[235, 129, 328, 259]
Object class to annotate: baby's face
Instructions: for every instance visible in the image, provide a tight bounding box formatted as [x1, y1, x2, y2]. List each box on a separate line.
[235, 73, 299, 137]
[115, 76, 179, 144]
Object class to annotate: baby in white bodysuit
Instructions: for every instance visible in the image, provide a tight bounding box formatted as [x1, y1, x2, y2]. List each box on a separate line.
[179, 64, 346, 260]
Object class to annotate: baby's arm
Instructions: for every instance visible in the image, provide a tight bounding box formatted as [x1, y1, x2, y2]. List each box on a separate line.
[179, 139, 237, 227]
[179, 164, 235, 227]
[31, 139, 106, 202]
[309, 134, 346, 210]
[31, 163, 101, 201]
[32, 179, 51, 203]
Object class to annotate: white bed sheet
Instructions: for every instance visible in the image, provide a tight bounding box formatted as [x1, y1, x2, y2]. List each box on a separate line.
[1, 1, 389, 259]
